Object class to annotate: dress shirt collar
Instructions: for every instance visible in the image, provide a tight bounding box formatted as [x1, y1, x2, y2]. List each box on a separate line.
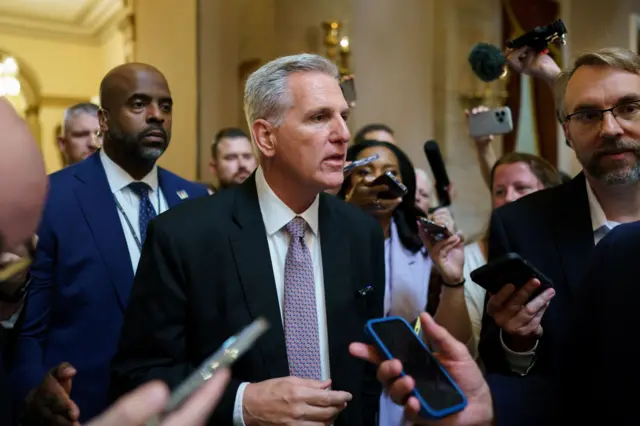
[585, 178, 619, 233]
[100, 149, 159, 194]
[254, 166, 320, 237]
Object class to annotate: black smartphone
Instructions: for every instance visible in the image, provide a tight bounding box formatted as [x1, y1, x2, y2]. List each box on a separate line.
[365, 317, 467, 420]
[418, 217, 452, 242]
[340, 77, 356, 107]
[470, 253, 554, 296]
[372, 171, 408, 199]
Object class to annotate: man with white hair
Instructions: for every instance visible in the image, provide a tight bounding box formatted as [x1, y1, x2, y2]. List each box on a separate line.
[58, 102, 102, 166]
[111, 53, 384, 426]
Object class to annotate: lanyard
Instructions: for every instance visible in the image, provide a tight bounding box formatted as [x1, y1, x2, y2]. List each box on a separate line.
[114, 188, 162, 252]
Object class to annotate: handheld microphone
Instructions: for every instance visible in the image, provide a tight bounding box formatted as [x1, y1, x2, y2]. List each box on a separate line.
[423, 140, 451, 209]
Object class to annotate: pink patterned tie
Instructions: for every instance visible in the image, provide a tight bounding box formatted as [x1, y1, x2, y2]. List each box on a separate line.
[283, 216, 322, 380]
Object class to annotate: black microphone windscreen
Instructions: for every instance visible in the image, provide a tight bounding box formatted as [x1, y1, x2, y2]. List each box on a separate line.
[468, 43, 506, 83]
[423, 140, 451, 207]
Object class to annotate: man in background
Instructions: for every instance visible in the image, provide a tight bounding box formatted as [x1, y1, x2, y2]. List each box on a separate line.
[208, 127, 256, 193]
[58, 102, 103, 166]
[353, 123, 396, 145]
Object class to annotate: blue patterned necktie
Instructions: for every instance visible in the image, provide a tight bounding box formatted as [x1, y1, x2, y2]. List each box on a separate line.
[283, 216, 322, 380]
[128, 182, 157, 245]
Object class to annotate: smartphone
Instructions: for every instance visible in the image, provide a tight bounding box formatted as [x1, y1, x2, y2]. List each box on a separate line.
[343, 153, 379, 174]
[365, 317, 467, 420]
[419, 217, 452, 242]
[340, 77, 357, 107]
[468, 106, 513, 138]
[372, 171, 408, 199]
[470, 253, 554, 296]
[145, 317, 270, 426]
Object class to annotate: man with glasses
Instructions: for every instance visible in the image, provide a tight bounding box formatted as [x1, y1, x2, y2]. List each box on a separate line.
[475, 47, 640, 425]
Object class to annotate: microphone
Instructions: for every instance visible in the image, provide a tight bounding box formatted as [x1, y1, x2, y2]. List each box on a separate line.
[468, 19, 567, 83]
[423, 140, 451, 209]
[468, 43, 507, 83]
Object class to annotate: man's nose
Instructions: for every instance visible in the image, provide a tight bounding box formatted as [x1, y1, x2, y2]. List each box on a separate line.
[146, 104, 165, 122]
[599, 112, 624, 139]
[331, 116, 350, 144]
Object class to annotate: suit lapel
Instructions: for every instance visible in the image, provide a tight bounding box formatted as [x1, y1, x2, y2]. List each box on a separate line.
[551, 173, 594, 296]
[73, 153, 133, 310]
[229, 174, 289, 378]
[158, 168, 187, 208]
[318, 195, 353, 375]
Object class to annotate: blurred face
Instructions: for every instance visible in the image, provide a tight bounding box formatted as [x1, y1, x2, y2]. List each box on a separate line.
[492, 162, 544, 209]
[100, 68, 173, 162]
[349, 145, 401, 215]
[364, 129, 395, 144]
[211, 136, 257, 189]
[58, 113, 102, 165]
[415, 172, 432, 213]
[563, 65, 640, 186]
[255, 71, 350, 192]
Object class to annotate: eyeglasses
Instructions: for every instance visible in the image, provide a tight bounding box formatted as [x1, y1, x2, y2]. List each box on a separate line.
[565, 100, 640, 130]
[0, 237, 36, 282]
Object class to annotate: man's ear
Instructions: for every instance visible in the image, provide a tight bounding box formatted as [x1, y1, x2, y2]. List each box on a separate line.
[98, 108, 109, 134]
[209, 159, 217, 177]
[57, 136, 66, 153]
[252, 119, 276, 158]
[562, 122, 573, 149]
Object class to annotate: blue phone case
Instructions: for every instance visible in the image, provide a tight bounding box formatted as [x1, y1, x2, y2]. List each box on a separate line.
[365, 316, 467, 420]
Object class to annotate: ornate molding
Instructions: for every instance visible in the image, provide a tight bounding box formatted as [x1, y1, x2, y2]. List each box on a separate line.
[0, 0, 126, 45]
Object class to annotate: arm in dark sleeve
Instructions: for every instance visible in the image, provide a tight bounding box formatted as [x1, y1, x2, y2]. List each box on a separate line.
[7, 211, 57, 408]
[478, 209, 512, 374]
[109, 219, 241, 424]
[361, 225, 385, 425]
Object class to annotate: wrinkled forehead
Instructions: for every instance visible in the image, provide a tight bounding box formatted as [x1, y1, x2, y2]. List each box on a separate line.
[287, 72, 347, 113]
[114, 69, 171, 102]
[565, 65, 640, 113]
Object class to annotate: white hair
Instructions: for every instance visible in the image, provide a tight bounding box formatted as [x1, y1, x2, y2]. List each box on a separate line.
[62, 102, 99, 134]
[415, 168, 433, 186]
[243, 53, 339, 131]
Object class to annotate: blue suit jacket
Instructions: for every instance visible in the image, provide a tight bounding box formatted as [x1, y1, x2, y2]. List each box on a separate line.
[7, 152, 208, 422]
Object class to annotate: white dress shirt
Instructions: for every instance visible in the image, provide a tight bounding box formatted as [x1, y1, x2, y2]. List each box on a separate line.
[501, 179, 620, 375]
[233, 167, 329, 425]
[100, 149, 167, 272]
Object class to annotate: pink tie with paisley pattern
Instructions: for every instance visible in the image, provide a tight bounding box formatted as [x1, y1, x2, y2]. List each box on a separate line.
[283, 216, 322, 380]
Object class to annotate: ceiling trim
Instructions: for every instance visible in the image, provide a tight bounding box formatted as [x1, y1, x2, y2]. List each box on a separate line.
[0, 0, 126, 45]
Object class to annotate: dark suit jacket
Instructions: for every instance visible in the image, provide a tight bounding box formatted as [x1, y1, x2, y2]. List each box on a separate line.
[7, 153, 208, 422]
[110, 173, 385, 426]
[563, 221, 640, 425]
[478, 173, 595, 425]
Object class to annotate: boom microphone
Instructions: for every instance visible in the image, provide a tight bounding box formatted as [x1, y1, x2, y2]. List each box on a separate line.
[468, 43, 507, 83]
[423, 140, 451, 209]
[468, 19, 567, 83]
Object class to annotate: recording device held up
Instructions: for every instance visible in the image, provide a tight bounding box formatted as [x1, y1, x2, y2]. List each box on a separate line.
[468, 19, 567, 82]
[423, 140, 451, 210]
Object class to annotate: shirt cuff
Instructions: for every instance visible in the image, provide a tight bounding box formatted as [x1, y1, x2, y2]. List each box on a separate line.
[500, 329, 538, 376]
[233, 382, 249, 426]
[0, 299, 25, 329]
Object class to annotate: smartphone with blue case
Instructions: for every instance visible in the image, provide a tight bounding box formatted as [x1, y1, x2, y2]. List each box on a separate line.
[365, 316, 467, 420]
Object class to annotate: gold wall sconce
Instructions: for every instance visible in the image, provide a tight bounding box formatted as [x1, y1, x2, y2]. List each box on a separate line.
[322, 21, 352, 77]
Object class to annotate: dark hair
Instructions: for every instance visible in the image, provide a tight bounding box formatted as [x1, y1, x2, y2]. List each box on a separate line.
[490, 152, 563, 190]
[353, 123, 394, 145]
[337, 140, 423, 253]
[211, 127, 249, 158]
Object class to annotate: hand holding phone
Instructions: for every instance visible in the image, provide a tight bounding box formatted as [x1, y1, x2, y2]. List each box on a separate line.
[363, 316, 468, 420]
[144, 318, 269, 426]
[418, 218, 465, 286]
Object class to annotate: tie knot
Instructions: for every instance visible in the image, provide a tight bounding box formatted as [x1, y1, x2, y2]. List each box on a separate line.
[285, 216, 307, 239]
[129, 182, 152, 198]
